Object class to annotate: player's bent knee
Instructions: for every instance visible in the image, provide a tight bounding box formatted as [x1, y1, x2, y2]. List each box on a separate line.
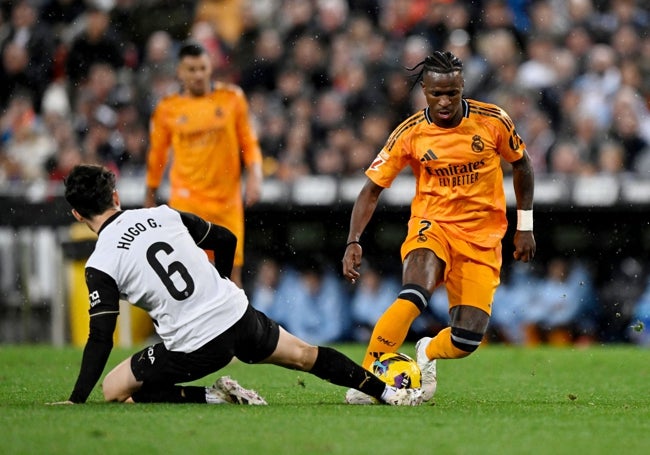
[101, 375, 130, 402]
[450, 326, 484, 356]
[101, 379, 120, 402]
[102, 358, 139, 402]
[102, 382, 133, 402]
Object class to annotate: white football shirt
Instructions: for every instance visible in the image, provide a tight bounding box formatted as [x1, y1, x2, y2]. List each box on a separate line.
[85, 205, 248, 352]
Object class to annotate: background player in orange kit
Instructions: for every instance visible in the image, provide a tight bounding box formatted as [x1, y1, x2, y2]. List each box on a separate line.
[144, 41, 262, 287]
[342, 51, 536, 404]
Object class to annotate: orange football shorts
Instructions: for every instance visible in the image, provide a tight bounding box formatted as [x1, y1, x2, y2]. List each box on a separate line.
[400, 217, 502, 316]
[169, 197, 244, 267]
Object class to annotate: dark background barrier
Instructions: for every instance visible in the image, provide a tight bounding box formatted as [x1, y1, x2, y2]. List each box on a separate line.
[243, 201, 650, 285]
[1, 177, 650, 285]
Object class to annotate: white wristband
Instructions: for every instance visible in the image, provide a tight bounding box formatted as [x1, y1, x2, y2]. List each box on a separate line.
[517, 210, 533, 231]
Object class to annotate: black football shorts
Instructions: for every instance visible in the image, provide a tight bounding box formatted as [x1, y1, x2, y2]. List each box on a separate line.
[131, 304, 280, 384]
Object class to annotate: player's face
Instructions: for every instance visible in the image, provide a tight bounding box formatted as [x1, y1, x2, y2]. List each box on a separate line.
[420, 71, 464, 128]
[177, 54, 212, 97]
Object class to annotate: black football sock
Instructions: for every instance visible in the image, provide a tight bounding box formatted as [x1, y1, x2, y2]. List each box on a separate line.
[131, 384, 206, 403]
[309, 346, 386, 399]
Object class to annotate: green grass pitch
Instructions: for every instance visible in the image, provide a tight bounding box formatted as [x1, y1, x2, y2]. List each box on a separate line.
[1, 344, 649, 454]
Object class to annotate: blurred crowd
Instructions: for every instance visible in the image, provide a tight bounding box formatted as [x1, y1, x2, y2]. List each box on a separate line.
[248, 255, 650, 346]
[1, 0, 650, 187]
[1, 0, 650, 346]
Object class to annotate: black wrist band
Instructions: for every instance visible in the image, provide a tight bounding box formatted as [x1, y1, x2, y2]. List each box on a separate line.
[346, 240, 361, 247]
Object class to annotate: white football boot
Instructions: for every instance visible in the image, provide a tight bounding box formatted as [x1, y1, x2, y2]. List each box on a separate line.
[415, 337, 437, 402]
[208, 376, 268, 405]
[345, 388, 377, 405]
[205, 384, 231, 404]
[383, 387, 424, 406]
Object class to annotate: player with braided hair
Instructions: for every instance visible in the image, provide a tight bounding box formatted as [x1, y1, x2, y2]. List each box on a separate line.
[342, 50, 536, 404]
[411, 50, 464, 76]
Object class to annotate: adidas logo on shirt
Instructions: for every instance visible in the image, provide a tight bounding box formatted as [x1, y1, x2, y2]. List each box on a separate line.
[420, 149, 438, 162]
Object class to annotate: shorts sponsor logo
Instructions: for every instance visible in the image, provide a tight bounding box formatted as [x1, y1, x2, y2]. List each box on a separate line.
[147, 346, 156, 365]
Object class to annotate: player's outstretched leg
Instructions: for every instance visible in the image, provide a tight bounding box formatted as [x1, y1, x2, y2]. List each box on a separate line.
[261, 326, 423, 406]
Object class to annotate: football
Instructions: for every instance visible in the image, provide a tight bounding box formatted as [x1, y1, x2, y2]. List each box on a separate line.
[371, 352, 421, 389]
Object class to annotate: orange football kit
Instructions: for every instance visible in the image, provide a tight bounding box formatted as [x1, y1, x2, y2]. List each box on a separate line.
[146, 82, 262, 267]
[366, 99, 526, 315]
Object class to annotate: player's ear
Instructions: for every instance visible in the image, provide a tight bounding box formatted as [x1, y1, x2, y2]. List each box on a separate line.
[71, 209, 84, 223]
[112, 190, 121, 208]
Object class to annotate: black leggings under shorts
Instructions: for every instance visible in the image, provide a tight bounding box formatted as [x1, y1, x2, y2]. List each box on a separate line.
[130, 304, 280, 385]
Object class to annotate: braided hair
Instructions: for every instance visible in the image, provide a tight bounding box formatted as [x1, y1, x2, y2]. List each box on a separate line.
[407, 50, 464, 87]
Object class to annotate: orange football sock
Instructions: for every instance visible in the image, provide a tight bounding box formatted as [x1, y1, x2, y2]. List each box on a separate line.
[361, 298, 421, 369]
[425, 327, 472, 359]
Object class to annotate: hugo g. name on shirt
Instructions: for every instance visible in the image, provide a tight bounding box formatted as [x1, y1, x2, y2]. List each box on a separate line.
[116, 217, 162, 250]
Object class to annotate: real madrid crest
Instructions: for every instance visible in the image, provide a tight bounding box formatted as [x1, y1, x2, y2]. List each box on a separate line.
[471, 135, 484, 153]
